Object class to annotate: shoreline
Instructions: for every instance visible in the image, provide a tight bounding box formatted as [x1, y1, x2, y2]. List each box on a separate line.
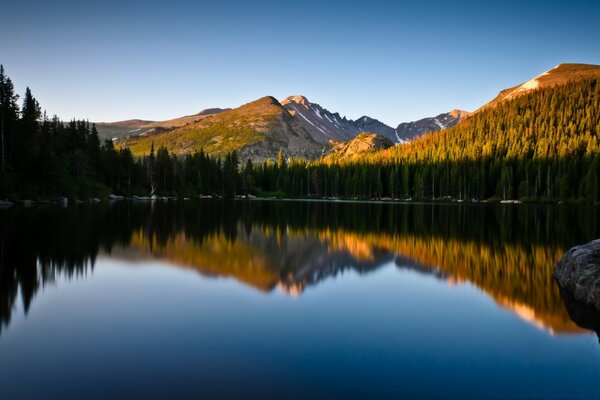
[1, 195, 597, 208]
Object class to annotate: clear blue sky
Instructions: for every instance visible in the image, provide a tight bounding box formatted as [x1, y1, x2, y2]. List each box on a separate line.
[1, 0, 599, 126]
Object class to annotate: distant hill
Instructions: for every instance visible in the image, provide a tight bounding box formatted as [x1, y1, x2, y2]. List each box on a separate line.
[117, 96, 324, 162]
[95, 108, 229, 140]
[281, 95, 397, 143]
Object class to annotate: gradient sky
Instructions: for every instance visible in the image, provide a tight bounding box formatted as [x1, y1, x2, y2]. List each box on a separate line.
[1, 0, 599, 126]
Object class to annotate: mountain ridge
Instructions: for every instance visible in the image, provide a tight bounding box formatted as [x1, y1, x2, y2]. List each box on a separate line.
[95, 108, 230, 140]
[107, 62, 600, 161]
[281, 95, 397, 143]
[395, 110, 469, 142]
[118, 96, 324, 162]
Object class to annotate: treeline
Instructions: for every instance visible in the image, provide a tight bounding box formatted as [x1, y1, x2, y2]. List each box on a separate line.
[253, 156, 600, 202]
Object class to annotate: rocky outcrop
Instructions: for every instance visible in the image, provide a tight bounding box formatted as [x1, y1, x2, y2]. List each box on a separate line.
[554, 239, 600, 309]
[325, 132, 394, 161]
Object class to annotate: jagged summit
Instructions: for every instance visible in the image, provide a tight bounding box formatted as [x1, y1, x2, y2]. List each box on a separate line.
[280, 95, 397, 143]
[449, 109, 470, 119]
[281, 95, 311, 108]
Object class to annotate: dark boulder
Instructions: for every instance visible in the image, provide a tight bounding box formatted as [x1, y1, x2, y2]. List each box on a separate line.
[554, 239, 600, 310]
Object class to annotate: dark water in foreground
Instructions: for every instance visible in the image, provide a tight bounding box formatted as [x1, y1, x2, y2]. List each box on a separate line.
[1, 200, 600, 399]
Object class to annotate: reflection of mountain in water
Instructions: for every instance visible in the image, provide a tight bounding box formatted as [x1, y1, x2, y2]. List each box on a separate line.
[116, 228, 395, 295]
[120, 226, 580, 333]
[1, 201, 599, 337]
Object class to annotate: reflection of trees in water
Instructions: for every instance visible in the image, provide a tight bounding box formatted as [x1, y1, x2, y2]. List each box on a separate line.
[1, 201, 599, 336]
[0, 204, 136, 332]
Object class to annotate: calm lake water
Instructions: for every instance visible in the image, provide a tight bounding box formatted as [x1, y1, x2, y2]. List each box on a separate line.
[1, 200, 600, 399]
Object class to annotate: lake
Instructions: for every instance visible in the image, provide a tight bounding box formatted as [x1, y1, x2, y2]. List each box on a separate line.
[1, 200, 600, 399]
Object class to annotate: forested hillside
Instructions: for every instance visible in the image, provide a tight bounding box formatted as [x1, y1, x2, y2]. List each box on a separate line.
[382, 78, 600, 201]
[255, 78, 600, 201]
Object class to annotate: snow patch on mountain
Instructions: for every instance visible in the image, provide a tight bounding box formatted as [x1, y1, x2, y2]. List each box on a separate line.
[520, 78, 540, 91]
[295, 109, 330, 137]
[433, 118, 445, 130]
[513, 69, 553, 96]
[281, 95, 396, 144]
[396, 110, 467, 142]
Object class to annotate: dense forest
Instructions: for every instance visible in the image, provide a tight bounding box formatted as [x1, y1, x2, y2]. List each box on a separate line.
[1, 64, 599, 202]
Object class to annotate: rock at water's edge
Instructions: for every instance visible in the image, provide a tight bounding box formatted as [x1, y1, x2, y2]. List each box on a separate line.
[554, 239, 600, 310]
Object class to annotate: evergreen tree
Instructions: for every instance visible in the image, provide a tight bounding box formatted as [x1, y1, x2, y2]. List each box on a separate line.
[0, 65, 19, 176]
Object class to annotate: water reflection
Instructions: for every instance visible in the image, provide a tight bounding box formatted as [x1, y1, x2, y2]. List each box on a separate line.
[1, 200, 599, 337]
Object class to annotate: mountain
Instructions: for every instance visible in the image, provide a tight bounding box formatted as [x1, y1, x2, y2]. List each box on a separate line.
[280, 95, 397, 143]
[353, 115, 397, 141]
[95, 108, 229, 140]
[107, 63, 600, 161]
[118, 96, 324, 162]
[395, 109, 469, 142]
[325, 132, 394, 162]
[478, 63, 600, 111]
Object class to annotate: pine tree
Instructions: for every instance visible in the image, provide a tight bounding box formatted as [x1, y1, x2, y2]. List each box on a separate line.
[147, 143, 157, 195]
[243, 158, 253, 196]
[0, 65, 19, 176]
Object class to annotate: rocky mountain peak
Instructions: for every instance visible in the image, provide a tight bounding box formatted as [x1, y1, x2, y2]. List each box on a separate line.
[449, 109, 470, 119]
[281, 95, 311, 108]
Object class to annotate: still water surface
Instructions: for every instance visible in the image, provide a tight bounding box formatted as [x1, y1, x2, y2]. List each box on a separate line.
[1, 200, 600, 399]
